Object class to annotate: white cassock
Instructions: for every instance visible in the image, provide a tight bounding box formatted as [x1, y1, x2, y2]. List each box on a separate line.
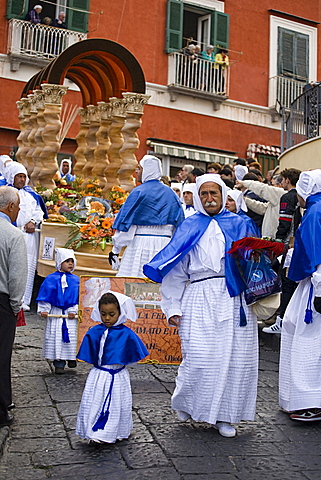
[279, 265, 321, 412]
[161, 219, 258, 425]
[76, 329, 132, 443]
[183, 204, 196, 218]
[16, 189, 44, 305]
[112, 224, 174, 278]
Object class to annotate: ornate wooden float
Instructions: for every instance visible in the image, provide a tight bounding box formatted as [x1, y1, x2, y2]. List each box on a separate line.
[37, 221, 116, 277]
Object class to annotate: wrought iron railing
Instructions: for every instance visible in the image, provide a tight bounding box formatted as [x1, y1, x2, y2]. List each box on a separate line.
[8, 18, 86, 60]
[168, 52, 230, 96]
[285, 83, 321, 149]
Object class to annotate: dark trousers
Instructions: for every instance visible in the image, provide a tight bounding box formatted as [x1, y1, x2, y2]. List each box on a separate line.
[277, 268, 298, 318]
[0, 293, 16, 418]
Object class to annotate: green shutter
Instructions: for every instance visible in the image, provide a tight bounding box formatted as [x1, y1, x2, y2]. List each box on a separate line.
[6, 0, 27, 19]
[295, 33, 309, 81]
[166, 0, 183, 53]
[67, 0, 89, 33]
[278, 28, 295, 76]
[211, 11, 229, 55]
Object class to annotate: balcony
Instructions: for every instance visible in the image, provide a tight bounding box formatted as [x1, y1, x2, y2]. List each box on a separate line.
[269, 75, 307, 121]
[7, 19, 87, 71]
[167, 52, 230, 111]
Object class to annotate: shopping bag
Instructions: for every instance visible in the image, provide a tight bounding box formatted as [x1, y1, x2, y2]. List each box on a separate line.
[244, 253, 281, 306]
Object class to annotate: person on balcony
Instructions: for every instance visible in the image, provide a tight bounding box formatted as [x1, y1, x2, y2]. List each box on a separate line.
[25, 5, 42, 24]
[52, 12, 67, 55]
[214, 48, 229, 95]
[201, 45, 214, 91]
[52, 12, 66, 29]
[108, 155, 184, 278]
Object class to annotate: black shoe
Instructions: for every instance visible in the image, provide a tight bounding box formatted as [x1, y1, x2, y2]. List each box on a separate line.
[67, 360, 77, 368]
[7, 403, 15, 411]
[0, 413, 14, 428]
[55, 367, 65, 375]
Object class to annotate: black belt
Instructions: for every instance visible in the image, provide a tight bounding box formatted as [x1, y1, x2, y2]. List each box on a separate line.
[190, 275, 225, 284]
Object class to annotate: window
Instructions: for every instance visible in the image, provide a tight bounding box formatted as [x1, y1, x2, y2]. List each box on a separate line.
[278, 27, 309, 82]
[166, 0, 229, 53]
[6, 0, 89, 33]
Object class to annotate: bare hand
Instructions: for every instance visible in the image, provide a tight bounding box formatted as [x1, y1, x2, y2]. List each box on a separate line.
[40, 312, 48, 318]
[68, 313, 76, 319]
[168, 315, 181, 326]
[25, 222, 35, 233]
[235, 180, 245, 191]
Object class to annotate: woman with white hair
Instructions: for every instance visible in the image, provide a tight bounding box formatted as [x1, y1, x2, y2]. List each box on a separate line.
[279, 169, 321, 421]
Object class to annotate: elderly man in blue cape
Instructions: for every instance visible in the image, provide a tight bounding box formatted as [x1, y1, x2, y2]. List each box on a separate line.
[109, 155, 184, 278]
[6, 162, 48, 311]
[143, 174, 259, 438]
[279, 169, 321, 422]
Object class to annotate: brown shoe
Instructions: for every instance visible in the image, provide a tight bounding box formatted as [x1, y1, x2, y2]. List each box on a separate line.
[55, 367, 65, 375]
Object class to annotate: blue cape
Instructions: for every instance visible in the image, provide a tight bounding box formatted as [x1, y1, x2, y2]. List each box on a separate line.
[289, 192, 321, 282]
[77, 323, 149, 365]
[113, 179, 184, 232]
[36, 271, 79, 310]
[143, 209, 251, 297]
[238, 210, 261, 237]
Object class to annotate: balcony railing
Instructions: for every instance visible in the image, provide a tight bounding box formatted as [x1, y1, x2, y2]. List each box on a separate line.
[168, 52, 230, 98]
[285, 83, 321, 149]
[8, 18, 86, 61]
[269, 75, 307, 111]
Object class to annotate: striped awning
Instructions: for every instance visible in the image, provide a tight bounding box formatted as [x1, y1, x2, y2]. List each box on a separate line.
[247, 143, 281, 157]
[147, 139, 237, 165]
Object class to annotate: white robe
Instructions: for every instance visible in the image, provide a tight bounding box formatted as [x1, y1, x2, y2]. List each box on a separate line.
[38, 301, 78, 361]
[113, 224, 174, 278]
[76, 328, 132, 443]
[279, 265, 321, 412]
[161, 220, 259, 424]
[16, 189, 44, 305]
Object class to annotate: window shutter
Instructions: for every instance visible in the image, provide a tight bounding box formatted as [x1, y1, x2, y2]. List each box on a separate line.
[166, 0, 183, 53]
[295, 33, 309, 81]
[67, 0, 89, 33]
[211, 11, 229, 54]
[6, 0, 27, 19]
[278, 28, 295, 76]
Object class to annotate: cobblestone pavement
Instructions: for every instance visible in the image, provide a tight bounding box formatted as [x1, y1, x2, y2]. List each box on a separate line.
[1, 312, 321, 480]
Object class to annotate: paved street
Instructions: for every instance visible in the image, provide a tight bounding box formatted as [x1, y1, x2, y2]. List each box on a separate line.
[1, 311, 321, 480]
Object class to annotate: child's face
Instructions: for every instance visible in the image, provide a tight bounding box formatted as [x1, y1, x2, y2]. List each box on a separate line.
[60, 258, 74, 273]
[100, 303, 120, 328]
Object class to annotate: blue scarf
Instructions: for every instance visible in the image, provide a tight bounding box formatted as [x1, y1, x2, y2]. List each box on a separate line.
[77, 323, 149, 365]
[113, 179, 184, 232]
[143, 209, 250, 298]
[289, 192, 321, 282]
[36, 271, 79, 311]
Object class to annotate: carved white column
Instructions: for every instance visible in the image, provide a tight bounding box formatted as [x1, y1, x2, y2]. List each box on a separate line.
[38, 84, 68, 188]
[30, 90, 46, 186]
[73, 107, 90, 177]
[81, 104, 100, 187]
[118, 93, 150, 192]
[16, 98, 32, 170]
[91, 101, 112, 191]
[103, 98, 126, 195]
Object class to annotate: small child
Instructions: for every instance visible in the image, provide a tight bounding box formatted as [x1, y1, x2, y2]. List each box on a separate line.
[37, 248, 79, 375]
[76, 291, 148, 444]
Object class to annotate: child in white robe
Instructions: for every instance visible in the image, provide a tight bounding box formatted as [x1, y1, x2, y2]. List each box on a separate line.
[76, 291, 148, 444]
[37, 248, 79, 375]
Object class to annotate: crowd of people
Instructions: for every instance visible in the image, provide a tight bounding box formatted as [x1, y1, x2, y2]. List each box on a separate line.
[1, 153, 321, 445]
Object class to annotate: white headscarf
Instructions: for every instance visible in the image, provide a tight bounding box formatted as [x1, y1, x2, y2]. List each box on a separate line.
[194, 174, 228, 216]
[140, 155, 163, 183]
[55, 247, 76, 272]
[171, 182, 182, 198]
[181, 183, 196, 205]
[226, 188, 248, 213]
[234, 164, 248, 181]
[296, 169, 321, 201]
[91, 290, 138, 326]
[0, 155, 13, 177]
[6, 162, 29, 187]
[59, 159, 72, 176]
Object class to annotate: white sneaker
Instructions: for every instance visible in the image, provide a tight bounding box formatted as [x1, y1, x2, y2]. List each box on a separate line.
[214, 422, 236, 438]
[22, 303, 30, 312]
[262, 315, 282, 334]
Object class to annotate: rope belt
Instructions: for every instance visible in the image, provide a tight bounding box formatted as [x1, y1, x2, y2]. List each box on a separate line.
[135, 234, 171, 238]
[190, 275, 225, 284]
[92, 365, 125, 431]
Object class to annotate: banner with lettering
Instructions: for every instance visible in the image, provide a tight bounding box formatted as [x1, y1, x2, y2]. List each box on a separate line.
[78, 276, 182, 365]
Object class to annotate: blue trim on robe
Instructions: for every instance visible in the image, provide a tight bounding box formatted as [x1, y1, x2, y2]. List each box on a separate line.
[62, 173, 76, 183]
[0, 176, 6, 186]
[36, 271, 79, 310]
[288, 192, 321, 282]
[77, 323, 149, 365]
[143, 209, 251, 298]
[113, 179, 184, 232]
[238, 210, 261, 237]
[8, 184, 49, 219]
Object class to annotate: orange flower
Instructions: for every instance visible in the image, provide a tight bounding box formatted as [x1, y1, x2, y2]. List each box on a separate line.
[88, 228, 99, 237]
[115, 198, 124, 205]
[80, 225, 89, 232]
[102, 218, 112, 229]
[86, 184, 94, 189]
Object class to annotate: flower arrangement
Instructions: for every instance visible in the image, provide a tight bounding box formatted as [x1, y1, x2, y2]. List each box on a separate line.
[108, 185, 129, 213]
[65, 214, 115, 251]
